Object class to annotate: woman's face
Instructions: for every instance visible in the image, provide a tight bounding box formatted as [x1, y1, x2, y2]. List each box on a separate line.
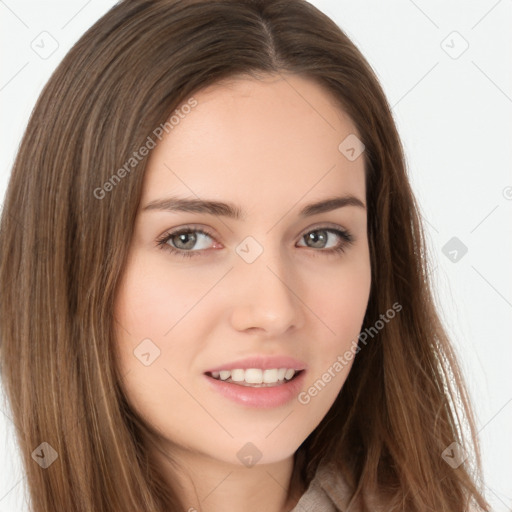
[114, 73, 371, 468]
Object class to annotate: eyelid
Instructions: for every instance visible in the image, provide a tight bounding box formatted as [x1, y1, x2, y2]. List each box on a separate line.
[158, 223, 216, 239]
[300, 221, 351, 234]
[157, 221, 350, 240]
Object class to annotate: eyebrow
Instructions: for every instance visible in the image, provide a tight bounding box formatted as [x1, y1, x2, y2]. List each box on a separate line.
[142, 194, 366, 219]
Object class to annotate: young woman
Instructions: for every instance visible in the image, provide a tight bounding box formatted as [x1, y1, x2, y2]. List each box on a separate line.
[0, 0, 489, 510]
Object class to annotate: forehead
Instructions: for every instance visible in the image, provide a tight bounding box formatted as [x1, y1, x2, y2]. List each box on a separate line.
[141, 73, 365, 215]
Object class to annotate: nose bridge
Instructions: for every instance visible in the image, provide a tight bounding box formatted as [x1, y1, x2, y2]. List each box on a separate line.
[229, 236, 303, 334]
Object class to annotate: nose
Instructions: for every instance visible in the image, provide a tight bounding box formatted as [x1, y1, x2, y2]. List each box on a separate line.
[228, 247, 305, 336]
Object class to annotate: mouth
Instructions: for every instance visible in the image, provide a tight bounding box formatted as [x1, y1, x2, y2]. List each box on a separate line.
[205, 368, 304, 387]
[203, 368, 307, 408]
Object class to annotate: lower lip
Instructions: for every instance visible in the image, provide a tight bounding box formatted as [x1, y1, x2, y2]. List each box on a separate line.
[204, 371, 306, 408]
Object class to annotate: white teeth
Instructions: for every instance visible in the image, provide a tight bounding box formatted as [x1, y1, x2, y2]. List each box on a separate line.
[231, 369, 245, 382]
[245, 369, 263, 384]
[263, 369, 278, 383]
[284, 368, 295, 380]
[209, 368, 298, 385]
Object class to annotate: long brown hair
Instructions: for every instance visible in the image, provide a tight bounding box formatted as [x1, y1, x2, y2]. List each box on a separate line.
[0, 0, 489, 510]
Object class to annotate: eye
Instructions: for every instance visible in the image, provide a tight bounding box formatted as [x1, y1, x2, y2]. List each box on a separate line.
[296, 228, 354, 254]
[156, 226, 217, 258]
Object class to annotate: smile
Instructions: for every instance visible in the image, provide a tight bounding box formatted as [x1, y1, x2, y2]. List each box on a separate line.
[207, 368, 300, 386]
[204, 369, 306, 408]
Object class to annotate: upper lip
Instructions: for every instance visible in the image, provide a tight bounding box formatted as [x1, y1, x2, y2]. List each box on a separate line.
[204, 355, 307, 373]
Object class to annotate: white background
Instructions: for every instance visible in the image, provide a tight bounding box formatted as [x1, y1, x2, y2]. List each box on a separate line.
[0, 1, 511, 510]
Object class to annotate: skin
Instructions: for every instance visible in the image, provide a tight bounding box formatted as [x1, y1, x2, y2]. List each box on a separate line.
[114, 72, 371, 512]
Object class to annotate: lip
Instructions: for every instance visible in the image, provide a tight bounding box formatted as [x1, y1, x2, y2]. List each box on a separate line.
[204, 369, 307, 408]
[204, 355, 307, 373]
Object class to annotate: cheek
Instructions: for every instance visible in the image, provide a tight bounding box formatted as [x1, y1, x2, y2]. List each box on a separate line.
[302, 255, 371, 342]
[114, 253, 216, 342]
[112, 258, 209, 434]
[297, 254, 371, 393]
[112, 255, 200, 399]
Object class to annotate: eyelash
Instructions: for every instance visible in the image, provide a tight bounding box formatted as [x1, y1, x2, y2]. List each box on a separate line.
[155, 225, 354, 259]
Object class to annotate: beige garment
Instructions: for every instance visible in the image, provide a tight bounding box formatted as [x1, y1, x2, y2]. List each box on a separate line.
[290, 462, 356, 512]
[290, 463, 481, 512]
